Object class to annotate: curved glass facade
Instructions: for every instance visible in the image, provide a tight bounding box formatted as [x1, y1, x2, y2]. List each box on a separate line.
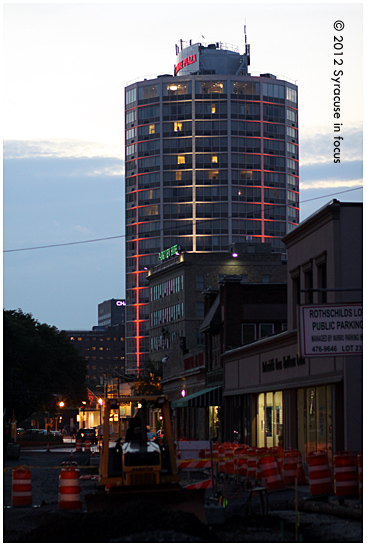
[125, 51, 299, 373]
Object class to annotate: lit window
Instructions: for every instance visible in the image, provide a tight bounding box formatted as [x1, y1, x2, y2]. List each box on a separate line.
[212, 155, 218, 163]
[211, 104, 216, 114]
[175, 171, 182, 181]
[149, 124, 155, 134]
[178, 156, 185, 164]
[174, 122, 183, 132]
[70, 337, 74, 341]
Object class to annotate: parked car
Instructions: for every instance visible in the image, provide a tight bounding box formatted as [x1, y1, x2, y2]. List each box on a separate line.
[147, 431, 158, 442]
[76, 428, 98, 444]
[50, 430, 62, 437]
[16, 428, 26, 436]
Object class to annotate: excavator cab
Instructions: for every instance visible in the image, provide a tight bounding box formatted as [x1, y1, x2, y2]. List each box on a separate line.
[98, 395, 180, 489]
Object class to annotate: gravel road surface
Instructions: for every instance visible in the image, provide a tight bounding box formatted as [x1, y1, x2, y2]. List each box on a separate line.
[3, 447, 363, 543]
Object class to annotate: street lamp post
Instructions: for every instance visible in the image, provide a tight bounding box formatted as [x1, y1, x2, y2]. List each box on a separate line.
[98, 398, 103, 427]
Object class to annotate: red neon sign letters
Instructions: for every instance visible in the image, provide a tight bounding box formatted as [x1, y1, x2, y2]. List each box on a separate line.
[174, 54, 197, 76]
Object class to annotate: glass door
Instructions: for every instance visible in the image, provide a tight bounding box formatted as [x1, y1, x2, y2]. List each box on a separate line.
[257, 391, 283, 448]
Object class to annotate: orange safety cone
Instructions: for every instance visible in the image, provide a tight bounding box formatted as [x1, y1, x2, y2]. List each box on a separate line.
[58, 466, 82, 510]
[75, 438, 82, 452]
[84, 439, 91, 452]
[11, 466, 32, 506]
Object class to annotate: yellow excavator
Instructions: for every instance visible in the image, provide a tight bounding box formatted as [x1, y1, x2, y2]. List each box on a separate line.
[85, 395, 206, 520]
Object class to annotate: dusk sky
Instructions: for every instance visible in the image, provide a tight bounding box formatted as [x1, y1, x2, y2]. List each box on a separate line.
[3, 2, 363, 331]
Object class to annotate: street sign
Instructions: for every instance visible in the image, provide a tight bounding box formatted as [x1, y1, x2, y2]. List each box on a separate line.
[299, 303, 363, 357]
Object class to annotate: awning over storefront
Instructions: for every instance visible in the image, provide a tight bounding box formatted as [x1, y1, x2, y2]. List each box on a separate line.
[171, 385, 223, 408]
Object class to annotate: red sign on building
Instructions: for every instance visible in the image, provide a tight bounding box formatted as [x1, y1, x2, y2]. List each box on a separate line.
[174, 54, 197, 76]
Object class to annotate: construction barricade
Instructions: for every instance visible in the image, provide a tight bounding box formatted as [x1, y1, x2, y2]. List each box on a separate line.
[307, 451, 333, 496]
[11, 466, 32, 506]
[185, 479, 215, 490]
[84, 439, 91, 452]
[177, 459, 211, 470]
[58, 466, 82, 510]
[260, 454, 284, 491]
[333, 452, 359, 497]
[75, 438, 82, 452]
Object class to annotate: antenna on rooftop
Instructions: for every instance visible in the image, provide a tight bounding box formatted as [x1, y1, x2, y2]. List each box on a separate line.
[244, 21, 250, 69]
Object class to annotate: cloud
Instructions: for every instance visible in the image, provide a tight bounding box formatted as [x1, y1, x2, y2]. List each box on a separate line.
[300, 126, 362, 166]
[3, 139, 124, 161]
[300, 179, 362, 190]
[73, 225, 94, 235]
[299, 126, 363, 190]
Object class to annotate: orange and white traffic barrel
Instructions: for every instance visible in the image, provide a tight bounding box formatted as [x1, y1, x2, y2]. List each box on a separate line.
[283, 450, 299, 485]
[333, 452, 358, 497]
[11, 466, 32, 506]
[58, 466, 82, 510]
[307, 451, 333, 496]
[260, 454, 284, 491]
[218, 445, 226, 473]
[224, 446, 235, 474]
[247, 448, 257, 479]
[234, 447, 247, 477]
[256, 448, 268, 480]
[358, 452, 362, 500]
[75, 438, 82, 452]
[84, 439, 91, 452]
[270, 446, 284, 477]
[212, 443, 219, 463]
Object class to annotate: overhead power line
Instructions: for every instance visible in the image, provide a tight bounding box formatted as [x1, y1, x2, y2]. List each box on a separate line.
[3, 185, 363, 253]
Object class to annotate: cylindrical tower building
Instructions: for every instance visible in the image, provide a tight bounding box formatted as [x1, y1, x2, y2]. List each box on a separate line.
[124, 39, 299, 373]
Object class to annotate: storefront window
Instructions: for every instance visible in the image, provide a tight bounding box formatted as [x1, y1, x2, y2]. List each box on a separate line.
[257, 391, 283, 448]
[209, 406, 220, 441]
[297, 385, 333, 462]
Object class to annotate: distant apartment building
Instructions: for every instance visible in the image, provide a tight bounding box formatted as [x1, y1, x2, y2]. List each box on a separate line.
[66, 324, 125, 385]
[98, 298, 126, 327]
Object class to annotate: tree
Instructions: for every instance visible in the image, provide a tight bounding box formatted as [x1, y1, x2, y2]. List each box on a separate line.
[3, 309, 88, 422]
[133, 361, 162, 396]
